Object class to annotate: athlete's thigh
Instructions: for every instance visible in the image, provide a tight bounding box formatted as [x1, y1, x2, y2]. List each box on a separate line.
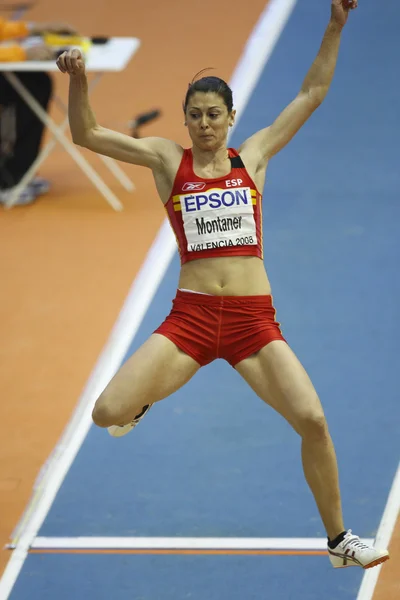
[234, 340, 325, 431]
[97, 333, 201, 417]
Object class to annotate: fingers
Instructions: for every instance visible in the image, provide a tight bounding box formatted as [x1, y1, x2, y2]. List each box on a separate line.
[56, 52, 67, 73]
[65, 50, 74, 72]
[344, 0, 358, 9]
[56, 49, 84, 75]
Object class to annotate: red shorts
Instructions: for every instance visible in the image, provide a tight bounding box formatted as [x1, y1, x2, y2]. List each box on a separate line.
[154, 289, 286, 367]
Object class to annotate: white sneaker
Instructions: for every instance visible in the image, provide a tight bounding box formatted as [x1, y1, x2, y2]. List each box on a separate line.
[108, 404, 152, 438]
[0, 186, 36, 206]
[0, 177, 50, 207]
[29, 177, 50, 195]
[328, 530, 390, 569]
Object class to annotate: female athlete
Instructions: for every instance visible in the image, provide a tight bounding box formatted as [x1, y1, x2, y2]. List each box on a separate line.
[57, 0, 389, 570]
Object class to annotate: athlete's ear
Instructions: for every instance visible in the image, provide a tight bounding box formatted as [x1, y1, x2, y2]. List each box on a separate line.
[230, 109, 236, 127]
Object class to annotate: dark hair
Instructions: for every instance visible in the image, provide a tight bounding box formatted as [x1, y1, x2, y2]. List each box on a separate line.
[183, 69, 233, 113]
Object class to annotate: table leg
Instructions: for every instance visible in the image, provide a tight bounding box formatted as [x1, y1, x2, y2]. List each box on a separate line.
[3, 72, 123, 211]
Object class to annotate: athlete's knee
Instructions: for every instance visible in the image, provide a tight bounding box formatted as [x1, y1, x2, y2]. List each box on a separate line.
[297, 411, 329, 441]
[92, 392, 117, 428]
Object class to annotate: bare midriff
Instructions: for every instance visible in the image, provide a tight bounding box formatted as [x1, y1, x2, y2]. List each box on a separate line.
[178, 255, 271, 296]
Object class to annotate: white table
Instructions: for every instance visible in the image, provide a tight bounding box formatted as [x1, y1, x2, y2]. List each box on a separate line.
[0, 37, 141, 210]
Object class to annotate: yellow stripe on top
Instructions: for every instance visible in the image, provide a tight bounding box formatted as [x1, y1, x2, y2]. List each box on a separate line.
[172, 195, 181, 212]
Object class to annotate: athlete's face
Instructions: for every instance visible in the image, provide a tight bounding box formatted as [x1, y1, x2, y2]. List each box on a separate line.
[185, 92, 235, 150]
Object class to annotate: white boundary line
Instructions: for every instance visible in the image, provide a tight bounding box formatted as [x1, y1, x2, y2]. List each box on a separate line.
[356, 462, 400, 600]
[0, 1, 297, 598]
[31, 536, 373, 551]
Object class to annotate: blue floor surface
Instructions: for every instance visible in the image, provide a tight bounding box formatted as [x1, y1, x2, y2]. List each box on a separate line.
[9, 0, 400, 597]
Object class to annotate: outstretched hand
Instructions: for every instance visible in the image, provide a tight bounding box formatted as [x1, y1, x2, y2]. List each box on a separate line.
[331, 0, 358, 27]
[56, 48, 86, 76]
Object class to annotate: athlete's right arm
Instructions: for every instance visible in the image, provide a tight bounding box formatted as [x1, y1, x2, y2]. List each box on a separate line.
[57, 48, 173, 169]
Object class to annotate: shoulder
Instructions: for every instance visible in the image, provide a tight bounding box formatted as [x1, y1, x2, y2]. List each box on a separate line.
[151, 138, 185, 169]
[237, 129, 270, 172]
[129, 137, 185, 174]
[146, 137, 184, 159]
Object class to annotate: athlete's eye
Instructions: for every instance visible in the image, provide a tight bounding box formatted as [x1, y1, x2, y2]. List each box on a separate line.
[209, 114, 219, 118]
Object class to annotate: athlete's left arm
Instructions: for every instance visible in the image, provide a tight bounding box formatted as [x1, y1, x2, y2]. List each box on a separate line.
[239, 0, 357, 165]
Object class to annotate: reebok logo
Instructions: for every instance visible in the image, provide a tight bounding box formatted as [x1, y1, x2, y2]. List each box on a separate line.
[182, 182, 206, 191]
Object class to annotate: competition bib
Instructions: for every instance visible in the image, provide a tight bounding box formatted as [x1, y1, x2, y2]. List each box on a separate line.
[176, 186, 257, 252]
